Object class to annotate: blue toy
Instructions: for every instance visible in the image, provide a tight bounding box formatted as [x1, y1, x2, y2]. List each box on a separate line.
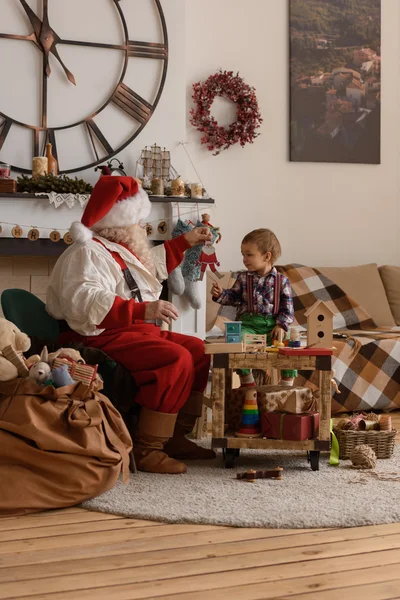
[45, 364, 75, 388]
[224, 321, 242, 344]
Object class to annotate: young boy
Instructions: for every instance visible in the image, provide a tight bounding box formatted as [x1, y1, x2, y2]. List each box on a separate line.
[211, 228, 296, 387]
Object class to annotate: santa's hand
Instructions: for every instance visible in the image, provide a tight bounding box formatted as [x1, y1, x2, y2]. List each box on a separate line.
[184, 227, 212, 247]
[145, 300, 179, 325]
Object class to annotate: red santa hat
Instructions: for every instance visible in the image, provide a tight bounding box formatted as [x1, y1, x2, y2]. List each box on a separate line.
[70, 176, 151, 243]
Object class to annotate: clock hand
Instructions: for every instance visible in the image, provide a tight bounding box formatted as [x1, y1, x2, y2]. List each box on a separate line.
[0, 32, 41, 50]
[18, 0, 42, 40]
[19, 0, 76, 85]
[50, 44, 76, 85]
[39, 0, 52, 77]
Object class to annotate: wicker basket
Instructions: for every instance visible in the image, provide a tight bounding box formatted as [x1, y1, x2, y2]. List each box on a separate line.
[334, 428, 397, 460]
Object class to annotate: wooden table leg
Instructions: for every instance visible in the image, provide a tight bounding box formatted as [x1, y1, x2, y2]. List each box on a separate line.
[212, 367, 226, 440]
[224, 368, 232, 424]
[319, 369, 332, 442]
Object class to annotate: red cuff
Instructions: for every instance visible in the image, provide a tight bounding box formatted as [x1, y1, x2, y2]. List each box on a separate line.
[98, 296, 147, 329]
[165, 235, 191, 273]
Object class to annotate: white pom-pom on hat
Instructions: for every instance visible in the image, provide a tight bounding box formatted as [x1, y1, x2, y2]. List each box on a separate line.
[70, 221, 93, 243]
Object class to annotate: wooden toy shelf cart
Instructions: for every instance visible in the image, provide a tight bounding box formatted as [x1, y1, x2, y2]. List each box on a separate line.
[209, 351, 332, 471]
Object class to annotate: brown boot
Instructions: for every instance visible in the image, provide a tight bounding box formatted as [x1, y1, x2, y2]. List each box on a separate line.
[164, 392, 216, 460]
[133, 407, 187, 474]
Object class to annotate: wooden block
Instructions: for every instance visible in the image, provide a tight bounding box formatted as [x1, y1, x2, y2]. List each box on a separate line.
[278, 347, 333, 356]
[205, 342, 244, 354]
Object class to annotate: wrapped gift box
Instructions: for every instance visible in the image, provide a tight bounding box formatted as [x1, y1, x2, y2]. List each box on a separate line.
[227, 385, 315, 432]
[261, 411, 319, 441]
[257, 385, 315, 415]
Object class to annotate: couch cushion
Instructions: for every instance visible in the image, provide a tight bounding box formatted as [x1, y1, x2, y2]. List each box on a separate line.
[378, 266, 400, 325]
[317, 264, 395, 328]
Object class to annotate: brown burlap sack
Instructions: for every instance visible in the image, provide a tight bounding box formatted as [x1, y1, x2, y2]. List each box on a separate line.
[0, 378, 132, 517]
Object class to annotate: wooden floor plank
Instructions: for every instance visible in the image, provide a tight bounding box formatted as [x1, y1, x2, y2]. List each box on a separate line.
[156, 565, 400, 600]
[0, 517, 161, 543]
[2, 539, 400, 598]
[281, 579, 400, 600]
[0, 523, 226, 557]
[0, 527, 326, 569]
[16, 556, 400, 600]
[1, 528, 399, 586]
[0, 511, 123, 532]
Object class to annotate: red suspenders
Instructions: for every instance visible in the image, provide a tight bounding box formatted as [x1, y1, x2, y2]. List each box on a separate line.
[93, 238, 143, 302]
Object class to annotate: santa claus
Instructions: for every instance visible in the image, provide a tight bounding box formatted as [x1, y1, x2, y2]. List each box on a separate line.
[46, 176, 214, 474]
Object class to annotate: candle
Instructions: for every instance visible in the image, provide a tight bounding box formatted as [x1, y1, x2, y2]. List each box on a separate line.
[171, 177, 185, 197]
[151, 177, 164, 195]
[191, 183, 203, 199]
[0, 163, 10, 179]
[32, 157, 48, 178]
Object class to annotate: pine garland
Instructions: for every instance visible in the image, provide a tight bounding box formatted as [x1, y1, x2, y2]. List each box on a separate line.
[17, 173, 93, 195]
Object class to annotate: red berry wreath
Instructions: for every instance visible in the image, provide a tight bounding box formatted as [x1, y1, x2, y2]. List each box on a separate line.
[190, 70, 263, 155]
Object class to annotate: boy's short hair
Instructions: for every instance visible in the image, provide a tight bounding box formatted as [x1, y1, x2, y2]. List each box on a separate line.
[242, 229, 282, 264]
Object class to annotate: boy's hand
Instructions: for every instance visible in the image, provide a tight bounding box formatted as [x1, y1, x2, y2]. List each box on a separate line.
[211, 281, 223, 298]
[271, 325, 285, 343]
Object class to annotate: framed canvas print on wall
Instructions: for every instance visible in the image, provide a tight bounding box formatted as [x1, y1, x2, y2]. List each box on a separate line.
[289, 0, 381, 164]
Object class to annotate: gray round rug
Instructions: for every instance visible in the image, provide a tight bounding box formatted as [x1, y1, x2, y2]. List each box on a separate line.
[82, 446, 400, 529]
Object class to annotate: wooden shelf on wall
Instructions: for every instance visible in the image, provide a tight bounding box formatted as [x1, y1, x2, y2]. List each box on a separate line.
[0, 193, 215, 204]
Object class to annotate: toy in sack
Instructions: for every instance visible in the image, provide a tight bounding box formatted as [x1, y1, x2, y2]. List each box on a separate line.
[52, 357, 98, 387]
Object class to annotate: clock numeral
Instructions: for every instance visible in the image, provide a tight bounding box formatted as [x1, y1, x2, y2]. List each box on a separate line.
[128, 40, 167, 60]
[85, 119, 114, 161]
[0, 118, 12, 151]
[111, 84, 153, 125]
[43, 129, 58, 163]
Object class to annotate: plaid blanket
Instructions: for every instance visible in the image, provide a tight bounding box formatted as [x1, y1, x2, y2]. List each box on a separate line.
[297, 334, 400, 413]
[277, 264, 376, 330]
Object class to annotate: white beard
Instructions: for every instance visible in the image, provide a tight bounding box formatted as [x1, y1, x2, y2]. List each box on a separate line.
[93, 224, 156, 276]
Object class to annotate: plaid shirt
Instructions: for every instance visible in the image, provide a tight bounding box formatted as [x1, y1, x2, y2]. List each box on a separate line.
[214, 267, 294, 331]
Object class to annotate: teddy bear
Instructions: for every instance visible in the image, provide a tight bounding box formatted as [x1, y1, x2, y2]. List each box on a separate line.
[0, 317, 31, 381]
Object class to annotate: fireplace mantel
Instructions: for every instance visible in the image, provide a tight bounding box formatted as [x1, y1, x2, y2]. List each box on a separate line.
[0, 193, 215, 256]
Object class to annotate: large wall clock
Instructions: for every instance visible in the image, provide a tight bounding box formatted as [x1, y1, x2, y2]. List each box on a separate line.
[0, 0, 168, 174]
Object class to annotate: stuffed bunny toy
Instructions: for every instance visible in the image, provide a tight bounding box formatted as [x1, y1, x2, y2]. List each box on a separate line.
[28, 347, 51, 384]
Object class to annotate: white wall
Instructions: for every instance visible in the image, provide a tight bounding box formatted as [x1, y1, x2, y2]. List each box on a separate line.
[2, 0, 399, 269]
[185, 0, 400, 269]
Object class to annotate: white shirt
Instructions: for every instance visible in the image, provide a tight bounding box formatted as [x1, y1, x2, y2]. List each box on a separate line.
[46, 235, 167, 336]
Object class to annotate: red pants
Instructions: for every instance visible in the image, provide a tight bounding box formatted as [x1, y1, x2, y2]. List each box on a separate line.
[60, 324, 210, 414]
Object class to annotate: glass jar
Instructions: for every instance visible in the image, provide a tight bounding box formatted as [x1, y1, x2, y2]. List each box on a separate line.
[0, 163, 11, 179]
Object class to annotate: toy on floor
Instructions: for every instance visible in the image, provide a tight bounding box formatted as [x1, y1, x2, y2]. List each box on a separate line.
[237, 467, 283, 481]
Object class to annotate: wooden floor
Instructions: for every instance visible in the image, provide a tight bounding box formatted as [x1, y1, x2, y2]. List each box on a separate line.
[1, 415, 400, 600]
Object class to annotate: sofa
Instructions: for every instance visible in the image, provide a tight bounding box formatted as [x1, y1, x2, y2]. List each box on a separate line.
[206, 263, 400, 414]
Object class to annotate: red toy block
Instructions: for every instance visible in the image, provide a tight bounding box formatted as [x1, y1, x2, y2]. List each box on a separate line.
[278, 347, 333, 356]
